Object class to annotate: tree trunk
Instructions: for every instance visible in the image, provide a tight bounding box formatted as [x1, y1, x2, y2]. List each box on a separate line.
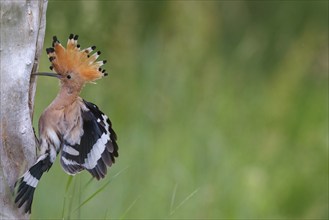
[0, 0, 47, 218]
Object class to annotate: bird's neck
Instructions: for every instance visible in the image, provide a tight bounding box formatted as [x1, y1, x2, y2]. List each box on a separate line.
[49, 85, 82, 110]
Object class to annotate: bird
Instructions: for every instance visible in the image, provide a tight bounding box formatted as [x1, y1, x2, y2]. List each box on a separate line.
[14, 34, 119, 213]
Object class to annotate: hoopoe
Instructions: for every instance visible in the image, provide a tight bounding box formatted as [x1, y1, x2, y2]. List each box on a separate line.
[15, 34, 119, 213]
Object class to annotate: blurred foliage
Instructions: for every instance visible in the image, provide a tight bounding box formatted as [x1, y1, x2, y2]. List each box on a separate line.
[32, 1, 328, 219]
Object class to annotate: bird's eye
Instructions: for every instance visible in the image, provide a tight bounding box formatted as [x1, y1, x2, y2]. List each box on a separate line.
[67, 75, 71, 79]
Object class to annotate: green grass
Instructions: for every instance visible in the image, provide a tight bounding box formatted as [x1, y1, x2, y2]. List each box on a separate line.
[59, 167, 128, 219]
[31, 1, 328, 219]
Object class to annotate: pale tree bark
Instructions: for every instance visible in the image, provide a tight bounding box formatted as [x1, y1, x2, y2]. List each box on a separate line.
[0, 0, 47, 218]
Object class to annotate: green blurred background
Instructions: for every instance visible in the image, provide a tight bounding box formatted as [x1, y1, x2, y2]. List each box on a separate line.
[32, 1, 328, 219]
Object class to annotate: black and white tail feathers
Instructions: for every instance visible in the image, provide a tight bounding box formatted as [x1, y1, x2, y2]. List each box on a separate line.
[60, 100, 118, 179]
[15, 154, 53, 213]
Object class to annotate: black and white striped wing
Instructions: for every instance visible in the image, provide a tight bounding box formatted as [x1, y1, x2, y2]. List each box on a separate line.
[60, 100, 118, 180]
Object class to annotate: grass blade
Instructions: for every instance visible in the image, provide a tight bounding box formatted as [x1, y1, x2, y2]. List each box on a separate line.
[170, 187, 200, 216]
[72, 167, 129, 213]
[65, 175, 74, 192]
[120, 196, 140, 219]
[61, 175, 74, 219]
[83, 176, 95, 189]
[67, 176, 78, 219]
[77, 175, 82, 219]
[169, 183, 178, 214]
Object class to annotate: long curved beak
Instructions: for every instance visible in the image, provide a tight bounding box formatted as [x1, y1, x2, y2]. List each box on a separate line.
[32, 72, 62, 78]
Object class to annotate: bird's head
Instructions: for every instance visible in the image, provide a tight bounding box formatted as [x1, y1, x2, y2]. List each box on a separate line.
[35, 34, 107, 94]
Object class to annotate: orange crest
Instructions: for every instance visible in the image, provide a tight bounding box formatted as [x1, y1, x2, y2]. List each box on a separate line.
[46, 34, 107, 82]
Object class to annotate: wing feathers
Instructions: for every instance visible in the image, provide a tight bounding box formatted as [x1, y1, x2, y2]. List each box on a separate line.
[60, 100, 118, 180]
